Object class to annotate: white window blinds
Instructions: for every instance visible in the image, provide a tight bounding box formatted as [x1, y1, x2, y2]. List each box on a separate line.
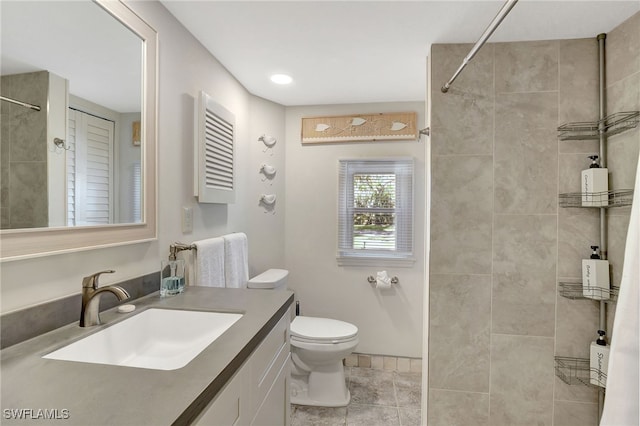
[338, 158, 414, 265]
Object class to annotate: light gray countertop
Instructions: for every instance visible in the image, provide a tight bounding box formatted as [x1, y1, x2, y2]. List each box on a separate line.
[1, 287, 294, 425]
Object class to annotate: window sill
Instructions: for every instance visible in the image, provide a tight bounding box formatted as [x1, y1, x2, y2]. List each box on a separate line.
[336, 256, 416, 268]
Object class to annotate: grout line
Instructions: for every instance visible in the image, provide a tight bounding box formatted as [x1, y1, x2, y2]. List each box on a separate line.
[429, 387, 490, 396]
[552, 39, 561, 426]
[489, 41, 496, 425]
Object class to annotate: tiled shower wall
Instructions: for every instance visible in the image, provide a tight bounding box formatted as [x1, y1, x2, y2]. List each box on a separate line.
[428, 12, 639, 426]
[0, 71, 49, 229]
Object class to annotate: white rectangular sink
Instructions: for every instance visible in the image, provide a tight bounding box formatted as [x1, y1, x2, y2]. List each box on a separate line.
[44, 308, 243, 370]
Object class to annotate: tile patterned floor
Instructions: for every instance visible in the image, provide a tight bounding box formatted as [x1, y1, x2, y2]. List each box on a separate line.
[291, 367, 422, 426]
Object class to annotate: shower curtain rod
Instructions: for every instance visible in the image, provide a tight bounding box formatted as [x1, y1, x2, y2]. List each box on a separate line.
[0, 95, 41, 112]
[441, 0, 519, 93]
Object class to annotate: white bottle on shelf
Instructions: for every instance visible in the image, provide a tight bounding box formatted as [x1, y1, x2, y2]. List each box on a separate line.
[582, 245, 610, 300]
[581, 155, 609, 207]
[590, 330, 609, 388]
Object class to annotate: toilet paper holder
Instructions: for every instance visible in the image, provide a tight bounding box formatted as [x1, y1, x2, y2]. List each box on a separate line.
[367, 275, 399, 285]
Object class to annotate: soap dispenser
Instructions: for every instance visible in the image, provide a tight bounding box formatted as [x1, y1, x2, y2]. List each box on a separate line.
[590, 330, 609, 388]
[160, 259, 185, 297]
[581, 155, 609, 206]
[582, 246, 610, 300]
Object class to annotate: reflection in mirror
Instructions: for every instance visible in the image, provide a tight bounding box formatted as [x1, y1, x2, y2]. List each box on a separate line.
[0, 0, 157, 261]
[1, 1, 142, 229]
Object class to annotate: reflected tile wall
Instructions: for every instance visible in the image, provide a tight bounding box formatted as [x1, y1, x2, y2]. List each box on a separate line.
[430, 13, 640, 423]
[0, 71, 49, 229]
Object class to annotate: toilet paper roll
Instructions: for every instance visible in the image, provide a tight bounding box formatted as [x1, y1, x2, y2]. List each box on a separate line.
[376, 271, 392, 289]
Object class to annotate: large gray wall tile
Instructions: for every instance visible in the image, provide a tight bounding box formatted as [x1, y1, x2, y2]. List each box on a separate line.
[554, 376, 599, 403]
[489, 334, 554, 426]
[558, 211, 600, 279]
[431, 44, 494, 97]
[559, 39, 599, 125]
[495, 41, 559, 93]
[431, 44, 494, 156]
[494, 127, 558, 214]
[494, 92, 558, 214]
[430, 96, 494, 156]
[555, 296, 599, 358]
[607, 72, 640, 113]
[430, 155, 493, 274]
[606, 11, 640, 85]
[492, 215, 557, 336]
[429, 274, 490, 392]
[553, 401, 598, 426]
[607, 214, 631, 287]
[428, 389, 489, 426]
[607, 130, 640, 190]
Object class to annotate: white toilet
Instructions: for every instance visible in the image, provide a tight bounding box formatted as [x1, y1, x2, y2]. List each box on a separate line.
[247, 269, 359, 407]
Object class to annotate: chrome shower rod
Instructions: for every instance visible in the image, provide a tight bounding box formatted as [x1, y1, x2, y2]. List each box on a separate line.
[441, 0, 519, 93]
[0, 95, 41, 111]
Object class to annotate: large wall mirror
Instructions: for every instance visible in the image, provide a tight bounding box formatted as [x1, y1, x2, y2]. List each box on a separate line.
[0, 0, 157, 260]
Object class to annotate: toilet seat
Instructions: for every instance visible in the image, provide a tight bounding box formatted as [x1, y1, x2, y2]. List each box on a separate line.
[290, 316, 358, 344]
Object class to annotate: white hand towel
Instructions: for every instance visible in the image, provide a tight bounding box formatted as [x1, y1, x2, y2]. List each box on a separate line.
[193, 237, 225, 287]
[223, 232, 249, 288]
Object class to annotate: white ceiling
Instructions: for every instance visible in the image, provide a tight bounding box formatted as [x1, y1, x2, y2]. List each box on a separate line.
[161, 0, 640, 106]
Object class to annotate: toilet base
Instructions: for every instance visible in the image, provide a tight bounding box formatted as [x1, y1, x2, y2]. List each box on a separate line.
[291, 388, 351, 407]
[290, 374, 351, 407]
[290, 366, 351, 407]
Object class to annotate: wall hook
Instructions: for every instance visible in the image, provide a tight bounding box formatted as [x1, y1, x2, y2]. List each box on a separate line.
[53, 137, 70, 151]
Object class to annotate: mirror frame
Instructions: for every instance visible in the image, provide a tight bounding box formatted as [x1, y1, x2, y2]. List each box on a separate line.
[0, 0, 157, 261]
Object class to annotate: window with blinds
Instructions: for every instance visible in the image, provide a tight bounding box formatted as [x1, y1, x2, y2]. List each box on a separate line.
[338, 158, 414, 265]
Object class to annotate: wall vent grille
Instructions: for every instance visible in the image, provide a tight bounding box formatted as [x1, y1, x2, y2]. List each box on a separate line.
[195, 91, 236, 204]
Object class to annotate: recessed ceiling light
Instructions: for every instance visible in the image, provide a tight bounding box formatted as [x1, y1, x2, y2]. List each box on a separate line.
[270, 74, 293, 85]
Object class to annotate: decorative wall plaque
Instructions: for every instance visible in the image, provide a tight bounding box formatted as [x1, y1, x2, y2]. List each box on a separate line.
[301, 112, 418, 144]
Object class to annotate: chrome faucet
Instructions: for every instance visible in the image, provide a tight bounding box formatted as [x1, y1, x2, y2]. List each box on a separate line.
[80, 270, 130, 327]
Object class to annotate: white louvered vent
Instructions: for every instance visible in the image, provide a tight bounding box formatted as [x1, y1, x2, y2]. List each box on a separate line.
[67, 109, 114, 225]
[195, 91, 236, 204]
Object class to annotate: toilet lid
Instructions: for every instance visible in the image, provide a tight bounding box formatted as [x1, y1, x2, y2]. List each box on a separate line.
[290, 316, 358, 343]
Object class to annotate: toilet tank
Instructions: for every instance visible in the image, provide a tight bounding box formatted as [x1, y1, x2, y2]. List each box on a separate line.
[247, 269, 289, 290]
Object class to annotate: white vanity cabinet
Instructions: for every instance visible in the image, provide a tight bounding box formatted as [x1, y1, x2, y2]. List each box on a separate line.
[194, 309, 291, 426]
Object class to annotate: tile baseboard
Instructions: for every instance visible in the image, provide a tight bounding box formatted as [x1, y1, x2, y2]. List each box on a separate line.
[345, 352, 422, 373]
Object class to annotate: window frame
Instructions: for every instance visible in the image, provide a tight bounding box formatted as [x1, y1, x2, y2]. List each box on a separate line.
[337, 157, 415, 267]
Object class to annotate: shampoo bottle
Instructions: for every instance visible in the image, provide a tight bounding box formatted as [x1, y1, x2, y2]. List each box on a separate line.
[590, 330, 609, 388]
[581, 155, 609, 207]
[582, 246, 610, 300]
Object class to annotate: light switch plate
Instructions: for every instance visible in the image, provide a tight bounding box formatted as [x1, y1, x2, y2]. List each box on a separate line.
[182, 207, 193, 233]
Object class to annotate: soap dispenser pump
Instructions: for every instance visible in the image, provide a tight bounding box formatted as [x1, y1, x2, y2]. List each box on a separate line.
[582, 245, 610, 300]
[590, 329, 609, 388]
[581, 155, 609, 206]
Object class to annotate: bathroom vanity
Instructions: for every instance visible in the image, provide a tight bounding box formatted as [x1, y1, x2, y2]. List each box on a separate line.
[0, 287, 294, 425]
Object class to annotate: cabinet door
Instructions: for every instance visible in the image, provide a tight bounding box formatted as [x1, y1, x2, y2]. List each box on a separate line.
[250, 311, 290, 413]
[193, 364, 249, 426]
[251, 353, 291, 426]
